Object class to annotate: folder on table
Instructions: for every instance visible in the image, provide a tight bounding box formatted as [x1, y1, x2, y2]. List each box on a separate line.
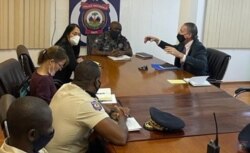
[151, 63, 179, 71]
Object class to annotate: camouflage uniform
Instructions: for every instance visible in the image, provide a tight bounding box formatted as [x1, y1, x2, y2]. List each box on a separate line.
[93, 31, 131, 52]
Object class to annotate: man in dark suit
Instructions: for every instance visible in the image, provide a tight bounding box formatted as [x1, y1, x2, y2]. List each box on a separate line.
[144, 22, 208, 76]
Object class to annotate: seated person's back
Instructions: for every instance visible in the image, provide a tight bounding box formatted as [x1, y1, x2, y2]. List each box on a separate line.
[46, 60, 129, 153]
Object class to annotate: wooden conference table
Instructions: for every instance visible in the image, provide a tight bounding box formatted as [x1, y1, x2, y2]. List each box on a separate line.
[84, 55, 250, 153]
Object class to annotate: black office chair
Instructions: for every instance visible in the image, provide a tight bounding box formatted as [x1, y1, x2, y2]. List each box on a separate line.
[234, 87, 250, 97]
[16, 45, 64, 89]
[0, 94, 16, 138]
[0, 58, 28, 97]
[0, 82, 5, 97]
[86, 34, 100, 55]
[207, 48, 231, 88]
[16, 45, 36, 78]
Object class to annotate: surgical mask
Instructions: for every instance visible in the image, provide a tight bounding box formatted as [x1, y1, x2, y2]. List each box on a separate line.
[177, 34, 185, 43]
[110, 30, 121, 39]
[48, 64, 56, 76]
[33, 130, 54, 153]
[69, 35, 80, 46]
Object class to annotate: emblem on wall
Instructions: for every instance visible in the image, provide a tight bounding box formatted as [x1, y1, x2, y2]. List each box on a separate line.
[69, 0, 120, 45]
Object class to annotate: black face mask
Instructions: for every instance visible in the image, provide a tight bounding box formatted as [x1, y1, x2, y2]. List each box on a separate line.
[110, 30, 121, 39]
[94, 80, 101, 93]
[33, 130, 54, 153]
[86, 80, 101, 98]
[177, 34, 185, 43]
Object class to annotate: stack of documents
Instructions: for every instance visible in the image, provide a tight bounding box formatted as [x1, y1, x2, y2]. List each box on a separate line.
[108, 55, 131, 61]
[126, 117, 142, 131]
[96, 88, 117, 104]
[184, 76, 211, 87]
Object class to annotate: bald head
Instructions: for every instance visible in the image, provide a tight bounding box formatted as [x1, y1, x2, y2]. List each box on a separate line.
[73, 60, 100, 86]
[7, 96, 52, 138]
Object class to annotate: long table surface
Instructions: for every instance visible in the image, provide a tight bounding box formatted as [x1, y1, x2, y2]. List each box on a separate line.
[106, 133, 241, 153]
[118, 92, 250, 142]
[83, 56, 248, 153]
[83, 56, 222, 97]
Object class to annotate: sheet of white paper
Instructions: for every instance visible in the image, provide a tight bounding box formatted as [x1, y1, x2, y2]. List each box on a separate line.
[97, 88, 111, 94]
[108, 55, 131, 61]
[126, 117, 142, 132]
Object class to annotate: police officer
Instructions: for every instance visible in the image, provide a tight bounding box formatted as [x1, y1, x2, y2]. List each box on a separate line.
[92, 21, 133, 57]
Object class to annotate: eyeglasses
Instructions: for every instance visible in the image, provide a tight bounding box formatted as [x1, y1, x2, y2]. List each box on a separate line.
[56, 62, 64, 69]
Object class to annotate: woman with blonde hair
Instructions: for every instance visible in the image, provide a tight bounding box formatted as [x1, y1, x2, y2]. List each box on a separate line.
[30, 46, 69, 104]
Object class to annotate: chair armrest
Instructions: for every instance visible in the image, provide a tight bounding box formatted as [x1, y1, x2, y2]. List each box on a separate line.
[234, 87, 250, 97]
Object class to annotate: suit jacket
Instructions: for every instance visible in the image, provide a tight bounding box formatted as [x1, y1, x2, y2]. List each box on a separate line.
[158, 39, 208, 76]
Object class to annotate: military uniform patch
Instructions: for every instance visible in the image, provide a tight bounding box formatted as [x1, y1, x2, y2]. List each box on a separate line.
[91, 101, 102, 111]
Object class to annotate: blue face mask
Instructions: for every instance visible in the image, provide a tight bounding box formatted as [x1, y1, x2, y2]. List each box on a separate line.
[33, 130, 54, 153]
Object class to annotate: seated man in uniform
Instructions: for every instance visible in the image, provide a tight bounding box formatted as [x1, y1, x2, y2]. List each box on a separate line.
[92, 21, 133, 57]
[0, 96, 54, 153]
[46, 60, 129, 153]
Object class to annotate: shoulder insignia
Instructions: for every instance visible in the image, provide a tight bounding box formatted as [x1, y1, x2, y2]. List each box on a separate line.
[91, 101, 103, 111]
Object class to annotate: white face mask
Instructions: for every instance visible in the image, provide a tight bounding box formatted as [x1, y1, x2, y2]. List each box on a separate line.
[69, 35, 80, 46]
[48, 64, 56, 76]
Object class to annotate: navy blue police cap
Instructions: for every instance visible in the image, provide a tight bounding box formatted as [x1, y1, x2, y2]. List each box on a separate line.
[144, 107, 185, 131]
[238, 123, 250, 152]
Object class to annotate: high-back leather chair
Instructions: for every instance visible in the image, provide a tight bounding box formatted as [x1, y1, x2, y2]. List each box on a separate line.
[0, 94, 16, 138]
[16, 45, 35, 78]
[207, 48, 231, 88]
[87, 34, 100, 55]
[0, 83, 5, 97]
[0, 59, 27, 97]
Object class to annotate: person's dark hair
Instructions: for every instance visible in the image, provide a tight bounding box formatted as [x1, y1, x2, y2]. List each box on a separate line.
[7, 96, 52, 138]
[72, 60, 100, 86]
[55, 23, 81, 56]
[184, 22, 198, 39]
[37, 45, 69, 66]
[55, 23, 80, 45]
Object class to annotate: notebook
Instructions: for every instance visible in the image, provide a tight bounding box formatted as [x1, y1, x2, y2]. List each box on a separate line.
[126, 117, 142, 131]
[96, 88, 117, 104]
